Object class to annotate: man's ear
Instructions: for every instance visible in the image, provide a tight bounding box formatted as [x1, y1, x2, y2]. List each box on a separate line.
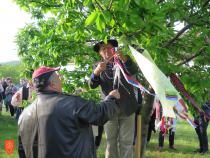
[48, 79, 55, 88]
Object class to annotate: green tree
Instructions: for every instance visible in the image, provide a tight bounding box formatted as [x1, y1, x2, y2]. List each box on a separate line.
[14, 0, 210, 157]
[0, 63, 24, 84]
[15, 0, 209, 100]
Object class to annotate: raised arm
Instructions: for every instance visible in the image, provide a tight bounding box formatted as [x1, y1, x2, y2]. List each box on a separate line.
[123, 56, 138, 75]
[74, 90, 120, 126]
[115, 50, 138, 75]
[89, 62, 106, 89]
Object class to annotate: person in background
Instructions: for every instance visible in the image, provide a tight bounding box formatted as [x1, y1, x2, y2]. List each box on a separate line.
[194, 93, 210, 154]
[89, 39, 139, 158]
[158, 117, 176, 152]
[155, 98, 177, 152]
[11, 79, 34, 120]
[2, 78, 9, 111]
[147, 108, 156, 143]
[5, 78, 17, 116]
[18, 66, 133, 158]
[0, 80, 4, 114]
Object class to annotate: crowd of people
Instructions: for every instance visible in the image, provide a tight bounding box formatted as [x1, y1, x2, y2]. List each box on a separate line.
[0, 39, 209, 158]
[0, 77, 33, 119]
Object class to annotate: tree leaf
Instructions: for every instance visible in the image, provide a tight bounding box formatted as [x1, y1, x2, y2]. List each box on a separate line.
[85, 11, 98, 26]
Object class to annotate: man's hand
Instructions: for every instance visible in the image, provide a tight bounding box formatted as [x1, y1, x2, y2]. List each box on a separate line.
[109, 89, 120, 99]
[16, 93, 21, 101]
[115, 50, 127, 63]
[93, 62, 106, 76]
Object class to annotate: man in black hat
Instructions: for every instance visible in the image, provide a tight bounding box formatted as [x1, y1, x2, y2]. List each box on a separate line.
[89, 39, 140, 158]
[18, 66, 124, 158]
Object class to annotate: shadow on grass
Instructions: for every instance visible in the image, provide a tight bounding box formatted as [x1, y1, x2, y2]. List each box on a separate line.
[147, 142, 193, 153]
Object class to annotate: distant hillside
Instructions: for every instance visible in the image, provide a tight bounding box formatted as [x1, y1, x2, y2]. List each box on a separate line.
[0, 60, 21, 66]
[0, 61, 24, 84]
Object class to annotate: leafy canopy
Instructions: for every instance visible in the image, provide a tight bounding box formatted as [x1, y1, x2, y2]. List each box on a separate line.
[15, 0, 210, 108]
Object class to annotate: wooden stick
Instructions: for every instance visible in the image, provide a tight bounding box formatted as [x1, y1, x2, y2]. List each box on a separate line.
[135, 114, 141, 158]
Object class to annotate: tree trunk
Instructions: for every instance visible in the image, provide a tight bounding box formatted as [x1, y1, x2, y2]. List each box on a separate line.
[140, 92, 155, 158]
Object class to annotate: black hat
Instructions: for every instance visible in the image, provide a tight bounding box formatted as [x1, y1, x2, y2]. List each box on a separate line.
[93, 39, 118, 53]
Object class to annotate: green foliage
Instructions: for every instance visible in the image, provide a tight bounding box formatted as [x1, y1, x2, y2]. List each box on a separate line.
[0, 63, 24, 84]
[14, 0, 209, 106]
[22, 91, 37, 108]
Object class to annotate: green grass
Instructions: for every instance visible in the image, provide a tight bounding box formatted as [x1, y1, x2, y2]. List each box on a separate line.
[144, 121, 210, 158]
[97, 121, 210, 158]
[0, 110, 18, 158]
[0, 108, 210, 158]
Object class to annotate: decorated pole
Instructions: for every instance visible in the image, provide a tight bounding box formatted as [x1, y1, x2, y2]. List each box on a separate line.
[135, 114, 141, 158]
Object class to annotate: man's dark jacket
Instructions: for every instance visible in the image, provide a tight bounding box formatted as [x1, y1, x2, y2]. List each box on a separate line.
[18, 92, 120, 158]
[89, 56, 140, 116]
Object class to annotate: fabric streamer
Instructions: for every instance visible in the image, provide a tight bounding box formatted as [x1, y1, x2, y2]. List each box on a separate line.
[129, 46, 177, 118]
[110, 46, 196, 128]
[128, 46, 196, 128]
[170, 73, 210, 120]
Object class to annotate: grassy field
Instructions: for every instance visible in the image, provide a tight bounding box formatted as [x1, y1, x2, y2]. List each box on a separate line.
[0, 110, 18, 158]
[0, 108, 210, 158]
[97, 120, 210, 158]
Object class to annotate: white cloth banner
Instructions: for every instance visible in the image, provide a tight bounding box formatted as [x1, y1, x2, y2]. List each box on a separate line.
[129, 46, 185, 118]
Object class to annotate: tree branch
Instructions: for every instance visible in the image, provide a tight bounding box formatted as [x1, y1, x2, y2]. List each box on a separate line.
[176, 47, 205, 66]
[164, 0, 210, 47]
[164, 24, 192, 47]
[29, 0, 63, 8]
[157, 0, 165, 4]
[95, 0, 105, 10]
[108, 0, 113, 10]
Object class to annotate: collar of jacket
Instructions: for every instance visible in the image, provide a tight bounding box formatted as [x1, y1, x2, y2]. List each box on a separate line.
[37, 90, 61, 95]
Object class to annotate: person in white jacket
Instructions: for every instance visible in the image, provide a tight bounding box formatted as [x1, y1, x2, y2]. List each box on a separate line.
[154, 98, 177, 152]
[11, 81, 34, 120]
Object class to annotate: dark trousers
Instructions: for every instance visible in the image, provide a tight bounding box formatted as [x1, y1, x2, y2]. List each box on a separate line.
[4, 99, 9, 111]
[195, 116, 209, 152]
[7, 102, 15, 116]
[95, 126, 104, 147]
[9, 104, 15, 116]
[16, 107, 24, 121]
[147, 114, 156, 143]
[159, 129, 175, 147]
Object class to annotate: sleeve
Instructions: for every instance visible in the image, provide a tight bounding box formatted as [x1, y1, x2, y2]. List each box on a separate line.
[74, 95, 119, 126]
[11, 89, 22, 107]
[5, 87, 9, 95]
[123, 55, 138, 75]
[12, 86, 17, 94]
[0, 85, 3, 93]
[89, 73, 101, 89]
[89, 63, 101, 89]
[18, 102, 38, 158]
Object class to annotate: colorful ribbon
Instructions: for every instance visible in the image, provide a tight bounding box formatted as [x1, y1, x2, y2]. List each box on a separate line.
[170, 73, 210, 120]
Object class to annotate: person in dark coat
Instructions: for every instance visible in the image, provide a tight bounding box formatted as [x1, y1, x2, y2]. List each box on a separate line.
[194, 96, 210, 154]
[0, 80, 4, 114]
[18, 66, 138, 158]
[89, 39, 139, 158]
[5, 78, 17, 116]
